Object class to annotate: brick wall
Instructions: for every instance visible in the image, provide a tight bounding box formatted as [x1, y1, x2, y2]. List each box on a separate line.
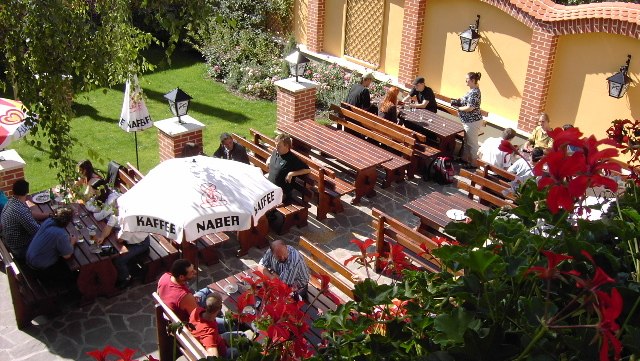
[0, 167, 24, 197]
[307, 0, 325, 53]
[518, 25, 558, 132]
[398, 0, 428, 87]
[158, 129, 203, 162]
[276, 84, 317, 129]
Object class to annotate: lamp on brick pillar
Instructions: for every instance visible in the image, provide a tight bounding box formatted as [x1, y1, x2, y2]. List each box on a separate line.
[607, 55, 632, 99]
[459, 15, 481, 52]
[163, 88, 192, 124]
[0, 150, 26, 197]
[285, 48, 310, 83]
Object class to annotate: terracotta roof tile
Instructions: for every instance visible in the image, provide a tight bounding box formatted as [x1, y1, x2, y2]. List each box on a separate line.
[499, 0, 640, 26]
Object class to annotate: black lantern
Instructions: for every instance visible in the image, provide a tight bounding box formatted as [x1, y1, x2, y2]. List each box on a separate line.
[459, 15, 481, 52]
[163, 87, 192, 123]
[285, 47, 310, 82]
[606, 55, 632, 99]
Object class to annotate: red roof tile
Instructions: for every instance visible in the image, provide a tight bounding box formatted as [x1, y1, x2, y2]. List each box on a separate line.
[501, 0, 640, 26]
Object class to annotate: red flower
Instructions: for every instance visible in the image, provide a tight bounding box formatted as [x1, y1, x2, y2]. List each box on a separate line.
[344, 238, 378, 272]
[595, 288, 623, 361]
[87, 346, 137, 361]
[548, 127, 584, 153]
[525, 250, 579, 280]
[378, 244, 416, 277]
[498, 139, 517, 154]
[576, 251, 615, 292]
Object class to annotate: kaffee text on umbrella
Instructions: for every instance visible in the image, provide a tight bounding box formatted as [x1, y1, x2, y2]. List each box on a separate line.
[254, 191, 276, 215]
[136, 216, 177, 235]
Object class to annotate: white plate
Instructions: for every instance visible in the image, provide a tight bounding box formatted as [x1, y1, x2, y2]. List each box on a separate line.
[446, 209, 466, 221]
[223, 283, 238, 294]
[32, 192, 51, 204]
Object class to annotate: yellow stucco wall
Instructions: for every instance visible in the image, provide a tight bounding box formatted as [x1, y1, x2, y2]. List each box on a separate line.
[323, 0, 346, 57]
[294, 0, 308, 45]
[378, 0, 404, 76]
[421, 0, 532, 122]
[546, 33, 640, 138]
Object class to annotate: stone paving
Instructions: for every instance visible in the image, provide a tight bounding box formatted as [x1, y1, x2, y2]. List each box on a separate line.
[0, 126, 509, 361]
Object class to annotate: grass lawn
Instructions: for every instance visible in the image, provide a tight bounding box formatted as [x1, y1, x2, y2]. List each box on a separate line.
[7, 49, 278, 192]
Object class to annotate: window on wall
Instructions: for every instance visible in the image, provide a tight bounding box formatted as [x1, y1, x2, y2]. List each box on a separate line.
[344, 0, 385, 68]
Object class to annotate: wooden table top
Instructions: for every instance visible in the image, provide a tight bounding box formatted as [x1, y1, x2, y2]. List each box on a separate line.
[31, 197, 122, 271]
[400, 108, 464, 138]
[404, 191, 489, 230]
[279, 119, 394, 172]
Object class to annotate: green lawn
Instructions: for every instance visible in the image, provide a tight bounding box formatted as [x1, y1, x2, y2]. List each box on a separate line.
[8, 50, 278, 192]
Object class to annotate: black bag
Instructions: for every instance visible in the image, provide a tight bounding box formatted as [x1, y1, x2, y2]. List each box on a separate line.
[425, 156, 455, 185]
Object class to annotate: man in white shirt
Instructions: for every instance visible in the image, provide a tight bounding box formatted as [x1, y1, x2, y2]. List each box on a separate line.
[478, 128, 517, 170]
[508, 147, 544, 181]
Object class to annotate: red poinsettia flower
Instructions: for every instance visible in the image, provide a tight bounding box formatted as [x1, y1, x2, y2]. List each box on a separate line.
[87, 346, 137, 361]
[576, 267, 615, 292]
[548, 127, 584, 152]
[525, 250, 579, 280]
[498, 139, 517, 154]
[344, 238, 378, 275]
[379, 244, 417, 277]
[595, 288, 623, 361]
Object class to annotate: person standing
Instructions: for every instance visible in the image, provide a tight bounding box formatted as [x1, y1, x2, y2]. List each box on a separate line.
[377, 86, 401, 124]
[451, 72, 483, 169]
[266, 134, 310, 204]
[0, 179, 45, 261]
[25, 207, 77, 283]
[213, 132, 250, 164]
[344, 72, 375, 112]
[402, 76, 437, 113]
[257, 239, 310, 300]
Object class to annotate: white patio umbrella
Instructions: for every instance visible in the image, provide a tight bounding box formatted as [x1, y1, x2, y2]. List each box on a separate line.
[119, 75, 152, 168]
[116, 156, 283, 244]
[0, 98, 34, 149]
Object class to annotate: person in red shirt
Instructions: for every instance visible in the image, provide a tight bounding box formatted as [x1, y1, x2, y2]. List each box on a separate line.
[189, 293, 237, 359]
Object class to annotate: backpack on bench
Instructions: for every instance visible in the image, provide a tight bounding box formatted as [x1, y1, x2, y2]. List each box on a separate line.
[425, 156, 454, 185]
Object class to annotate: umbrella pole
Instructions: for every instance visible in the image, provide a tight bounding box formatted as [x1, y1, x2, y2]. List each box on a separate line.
[134, 131, 140, 169]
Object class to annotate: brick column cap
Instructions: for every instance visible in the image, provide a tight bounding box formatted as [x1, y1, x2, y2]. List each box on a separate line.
[0, 149, 26, 171]
[274, 77, 319, 93]
[154, 115, 205, 136]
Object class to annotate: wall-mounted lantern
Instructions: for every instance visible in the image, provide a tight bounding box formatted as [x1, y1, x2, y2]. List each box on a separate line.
[607, 55, 632, 99]
[459, 15, 481, 52]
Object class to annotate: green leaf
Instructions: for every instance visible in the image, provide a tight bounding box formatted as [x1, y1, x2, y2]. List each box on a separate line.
[433, 308, 481, 346]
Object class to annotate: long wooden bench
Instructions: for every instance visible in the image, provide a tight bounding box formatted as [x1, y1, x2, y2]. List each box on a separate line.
[230, 133, 308, 236]
[372, 208, 444, 275]
[457, 171, 512, 208]
[249, 129, 356, 220]
[476, 159, 517, 186]
[460, 169, 517, 203]
[339, 103, 443, 176]
[332, 104, 422, 185]
[0, 238, 72, 329]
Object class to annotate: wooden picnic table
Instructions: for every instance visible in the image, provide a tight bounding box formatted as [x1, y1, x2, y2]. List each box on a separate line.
[32, 199, 123, 304]
[279, 119, 394, 204]
[404, 191, 489, 236]
[400, 108, 464, 156]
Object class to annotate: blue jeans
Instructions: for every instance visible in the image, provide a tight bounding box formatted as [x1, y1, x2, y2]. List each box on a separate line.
[194, 287, 228, 333]
[114, 236, 150, 282]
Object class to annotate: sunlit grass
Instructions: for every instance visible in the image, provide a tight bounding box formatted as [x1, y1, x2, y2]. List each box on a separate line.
[8, 50, 277, 191]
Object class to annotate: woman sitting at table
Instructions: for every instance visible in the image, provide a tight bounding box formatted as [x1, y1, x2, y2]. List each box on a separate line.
[25, 207, 77, 284]
[90, 181, 150, 289]
[75, 160, 104, 198]
[451, 71, 483, 169]
[378, 86, 401, 124]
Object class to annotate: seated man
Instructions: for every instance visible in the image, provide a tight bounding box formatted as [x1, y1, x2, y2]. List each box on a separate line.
[508, 147, 544, 182]
[257, 239, 310, 300]
[89, 179, 150, 289]
[25, 207, 77, 283]
[266, 133, 310, 204]
[525, 113, 553, 151]
[190, 293, 245, 359]
[478, 128, 517, 170]
[402, 76, 437, 113]
[1, 179, 47, 261]
[344, 72, 375, 113]
[213, 132, 250, 164]
[158, 259, 227, 332]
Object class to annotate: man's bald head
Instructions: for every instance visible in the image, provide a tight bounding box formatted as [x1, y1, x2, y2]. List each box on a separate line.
[270, 240, 289, 262]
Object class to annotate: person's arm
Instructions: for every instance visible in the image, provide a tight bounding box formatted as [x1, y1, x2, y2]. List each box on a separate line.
[205, 346, 219, 357]
[27, 201, 49, 221]
[179, 293, 199, 315]
[20, 207, 41, 234]
[285, 168, 311, 183]
[62, 234, 77, 259]
[95, 215, 118, 245]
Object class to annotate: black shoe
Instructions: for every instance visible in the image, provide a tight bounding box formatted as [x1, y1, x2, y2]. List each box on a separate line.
[116, 276, 132, 289]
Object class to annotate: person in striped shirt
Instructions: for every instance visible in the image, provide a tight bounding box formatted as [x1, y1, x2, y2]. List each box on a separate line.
[257, 239, 310, 300]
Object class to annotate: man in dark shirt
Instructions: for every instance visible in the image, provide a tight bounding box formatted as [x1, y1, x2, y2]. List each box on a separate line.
[0, 179, 46, 261]
[403, 76, 437, 113]
[344, 72, 375, 112]
[212, 132, 250, 164]
[267, 133, 310, 204]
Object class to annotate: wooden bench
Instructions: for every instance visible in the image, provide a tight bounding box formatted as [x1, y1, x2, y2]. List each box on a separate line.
[249, 129, 355, 220]
[457, 172, 512, 208]
[230, 133, 308, 235]
[338, 103, 442, 177]
[0, 238, 72, 329]
[372, 208, 444, 275]
[476, 159, 516, 186]
[459, 169, 517, 203]
[153, 292, 208, 361]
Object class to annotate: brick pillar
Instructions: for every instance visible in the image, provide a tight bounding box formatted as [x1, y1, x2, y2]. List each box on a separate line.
[0, 149, 26, 197]
[518, 25, 558, 132]
[154, 115, 205, 162]
[274, 77, 319, 129]
[398, 0, 428, 87]
[307, 0, 326, 53]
